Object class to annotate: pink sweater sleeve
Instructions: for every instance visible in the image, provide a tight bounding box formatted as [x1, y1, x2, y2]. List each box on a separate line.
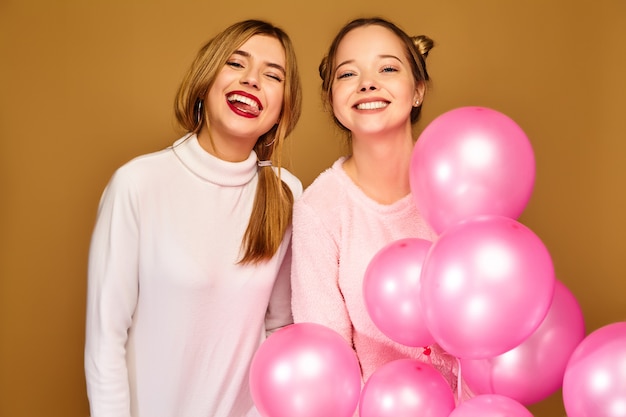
[290, 199, 353, 345]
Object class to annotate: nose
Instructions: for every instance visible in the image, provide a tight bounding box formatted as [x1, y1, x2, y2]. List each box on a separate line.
[359, 75, 378, 92]
[357, 68, 378, 92]
[241, 69, 260, 90]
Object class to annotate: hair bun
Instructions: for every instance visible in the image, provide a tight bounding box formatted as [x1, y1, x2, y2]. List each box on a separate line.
[318, 56, 329, 80]
[412, 35, 434, 58]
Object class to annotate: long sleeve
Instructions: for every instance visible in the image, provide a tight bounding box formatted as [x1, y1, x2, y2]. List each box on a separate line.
[289, 158, 458, 391]
[291, 200, 353, 345]
[265, 230, 294, 335]
[264, 171, 303, 335]
[85, 169, 139, 417]
[84, 137, 304, 417]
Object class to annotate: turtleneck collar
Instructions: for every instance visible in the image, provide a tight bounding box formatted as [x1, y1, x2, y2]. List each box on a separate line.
[171, 134, 258, 186]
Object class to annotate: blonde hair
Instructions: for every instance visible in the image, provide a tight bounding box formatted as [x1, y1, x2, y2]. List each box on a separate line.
[174, 20, 302, 264]
[319, 17, 434, 132]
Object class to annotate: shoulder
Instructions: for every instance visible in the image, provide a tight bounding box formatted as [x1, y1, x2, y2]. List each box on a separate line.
[276, 167, 303, 199]
[101, 147, 173, 199]
[292, 158, 352, 236]
[298, 157, 347, 209]
[113, 147, 171, 178]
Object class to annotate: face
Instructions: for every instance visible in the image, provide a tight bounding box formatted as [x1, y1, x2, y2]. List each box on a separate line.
[331, 25, 421, 136]
[205, 34, 286, 147]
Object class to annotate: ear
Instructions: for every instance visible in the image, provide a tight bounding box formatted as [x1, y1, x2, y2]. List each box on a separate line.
[413, 81, 426, 107]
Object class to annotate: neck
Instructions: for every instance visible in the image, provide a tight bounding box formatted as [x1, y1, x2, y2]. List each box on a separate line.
[344, 128, 415, 204]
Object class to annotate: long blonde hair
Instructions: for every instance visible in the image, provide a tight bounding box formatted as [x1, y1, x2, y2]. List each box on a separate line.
[174, 20, 302, 264]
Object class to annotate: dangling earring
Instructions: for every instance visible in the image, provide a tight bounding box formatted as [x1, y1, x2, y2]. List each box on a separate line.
[195, 99, 203, 124]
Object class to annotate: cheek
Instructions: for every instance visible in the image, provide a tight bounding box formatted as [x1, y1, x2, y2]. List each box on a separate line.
[267, 88, 285, 119]
[331, 83, 354, 109]
[330, 87, 347, 110]
[331, 101, 350, 127]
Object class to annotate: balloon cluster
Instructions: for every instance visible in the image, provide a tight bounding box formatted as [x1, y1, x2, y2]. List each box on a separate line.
[249, 107, 626, 417]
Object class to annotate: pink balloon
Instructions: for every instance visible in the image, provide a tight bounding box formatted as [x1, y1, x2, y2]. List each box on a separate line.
[249, 322, 361, 417]
[449, 394, 534, 417]
[363, 238, 436, 347]
[359, 358, 455, 417]
[460, 280, 585, 404]
[410, 106, 535, 234]
[420, 215, 555, 359]
[563, 321, 626, 417]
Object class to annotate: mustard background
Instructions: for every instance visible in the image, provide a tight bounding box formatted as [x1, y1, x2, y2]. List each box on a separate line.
[1, 1, 625, 416]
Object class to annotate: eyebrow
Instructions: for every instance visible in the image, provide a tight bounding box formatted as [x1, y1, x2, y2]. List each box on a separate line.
[232, 50, 286, 75]
[335, 54, 402, 72]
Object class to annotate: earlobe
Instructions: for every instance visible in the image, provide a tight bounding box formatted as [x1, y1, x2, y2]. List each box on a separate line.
[413, 82, 426, 107]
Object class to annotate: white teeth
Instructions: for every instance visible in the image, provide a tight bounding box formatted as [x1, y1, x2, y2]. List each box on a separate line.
[227, 94, 259, 109]
[356, 101, 388, 110]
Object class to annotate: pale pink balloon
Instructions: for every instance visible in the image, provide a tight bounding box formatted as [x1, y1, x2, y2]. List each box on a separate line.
[249, 322, 361, 417]
[420, 215, 555, 359]
[410, 106, 535, 234]
[563, 321, 626, 417]
[359, 358, 455, 417]
[449, 394, 534, 417]
[363, 238, 435, 347]
[460, 280, 585, 404]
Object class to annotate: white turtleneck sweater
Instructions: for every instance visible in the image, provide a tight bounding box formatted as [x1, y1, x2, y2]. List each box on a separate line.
[85, 134, 301, 417]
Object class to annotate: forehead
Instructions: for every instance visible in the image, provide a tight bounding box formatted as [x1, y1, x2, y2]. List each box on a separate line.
[336, 25, 405, 61]
[235, 34, 286, 65]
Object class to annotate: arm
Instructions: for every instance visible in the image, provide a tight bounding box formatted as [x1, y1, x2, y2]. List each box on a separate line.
[265, 231, 295, 335]
[290, 200, 352, 344]
[263, 171, 303, 335]
[84, 170, 139, 417]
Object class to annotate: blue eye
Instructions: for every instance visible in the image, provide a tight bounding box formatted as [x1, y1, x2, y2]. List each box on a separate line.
[337, 72, 355, 79]
[382, 66, 397, 73]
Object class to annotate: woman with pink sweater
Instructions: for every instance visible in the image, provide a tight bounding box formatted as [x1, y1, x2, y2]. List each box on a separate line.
[291, 17, 469, 398]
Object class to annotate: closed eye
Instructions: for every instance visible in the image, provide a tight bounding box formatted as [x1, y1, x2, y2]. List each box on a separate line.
[266, 73, 284, 82]
[382, 65, 398, 73]
[226, 61, 244, 69]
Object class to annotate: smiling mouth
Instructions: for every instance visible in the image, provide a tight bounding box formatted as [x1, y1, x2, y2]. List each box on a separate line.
[355, 101, 389, 110]
[227, 93, 261, 116]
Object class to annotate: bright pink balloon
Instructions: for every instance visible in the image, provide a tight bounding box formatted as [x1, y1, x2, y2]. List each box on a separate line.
[363, 238, 435, 347]
[410, 106, 535, 234]
[249, 322, 361, 417]
[460, 280, 585, 404]
[563, 321, 626, 417]
[420, 215, 555, 359]
[359, 358, 455, 417]
[449, 394, 534, 417]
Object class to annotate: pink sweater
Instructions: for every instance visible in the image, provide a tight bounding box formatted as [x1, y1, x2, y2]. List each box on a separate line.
[291, 157, 466, 395]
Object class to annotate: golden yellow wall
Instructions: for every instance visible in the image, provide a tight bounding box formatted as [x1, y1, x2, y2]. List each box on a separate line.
[1, 1, 625, 416]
